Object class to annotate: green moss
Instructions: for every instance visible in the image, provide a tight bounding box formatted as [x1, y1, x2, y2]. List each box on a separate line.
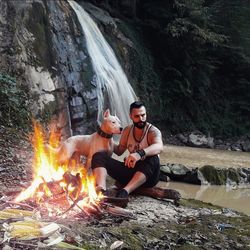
[26, 2, 53, 69]
[79, 67, 94, 92]
[39, 100, 58, 124]
[80, 243, 99, 250]
[199, 165, 241, 185]
[209, 214, 250, 238]
[107, 226, 144, 249]
[0, 72, 31, 130]
[180, 198, 222, 210]
[227, 168, 240, 184]
[199, 165, 227, 185]
[177, 245, 201, 250]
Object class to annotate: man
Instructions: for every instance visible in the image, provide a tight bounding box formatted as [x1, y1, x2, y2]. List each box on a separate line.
[91, 101, 163, 198]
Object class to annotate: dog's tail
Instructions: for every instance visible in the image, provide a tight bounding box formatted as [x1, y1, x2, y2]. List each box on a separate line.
[45, 143, 70, 166]
[45, 143, 59, 154]
[45, 144, 61, 164]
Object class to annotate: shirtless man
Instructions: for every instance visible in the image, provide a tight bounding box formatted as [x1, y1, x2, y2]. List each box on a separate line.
[92, 101, 163, 198]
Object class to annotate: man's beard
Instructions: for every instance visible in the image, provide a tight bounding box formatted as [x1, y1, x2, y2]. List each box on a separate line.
[133, 121, 146, 129]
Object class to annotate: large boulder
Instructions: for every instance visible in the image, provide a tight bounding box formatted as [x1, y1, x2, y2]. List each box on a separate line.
[175, 131, 214, 148]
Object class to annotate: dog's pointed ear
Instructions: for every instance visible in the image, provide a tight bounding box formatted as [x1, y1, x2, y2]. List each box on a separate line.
[103, 109, 110, 118]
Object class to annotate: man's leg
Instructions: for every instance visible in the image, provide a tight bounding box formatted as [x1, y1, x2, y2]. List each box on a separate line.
[118, 155, 160, 197]
[93, 167, 108, 191]
[92, 152, 110, 191]
[92, 151, 129, 191]
[122, 171, 147, 194]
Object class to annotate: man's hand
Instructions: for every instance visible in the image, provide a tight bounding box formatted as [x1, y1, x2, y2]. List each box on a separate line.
[124, 152, 141, 168]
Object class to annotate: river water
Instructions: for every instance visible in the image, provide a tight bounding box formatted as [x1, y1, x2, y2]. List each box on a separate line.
[158, 181, 250, 215]
[161, 145, 250, 168]
[159, 145, 250, 215]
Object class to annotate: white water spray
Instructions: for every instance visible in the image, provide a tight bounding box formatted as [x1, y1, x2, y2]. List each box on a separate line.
[68, 0, 137, 126]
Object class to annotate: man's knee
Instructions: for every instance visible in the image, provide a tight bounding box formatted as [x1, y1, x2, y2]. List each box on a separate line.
[91, 151, 109, 168]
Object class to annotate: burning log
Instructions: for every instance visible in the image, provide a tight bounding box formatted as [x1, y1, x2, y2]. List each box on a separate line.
[0, 200, 35, 211]
[84, 204, 102, 217]
[56, 194, 87, 217]
[62, 171, 82, 200]
[101, 202, 134, 219]
[38, 179, 64, 197]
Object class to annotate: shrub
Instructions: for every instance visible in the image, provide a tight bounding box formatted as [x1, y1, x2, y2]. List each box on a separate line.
[0, 73, 31, 129]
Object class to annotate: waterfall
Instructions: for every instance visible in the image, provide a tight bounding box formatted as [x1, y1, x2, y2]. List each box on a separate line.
[68, 0, 137, 127]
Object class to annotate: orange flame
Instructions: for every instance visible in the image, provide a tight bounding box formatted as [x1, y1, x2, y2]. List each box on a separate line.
[15, 121, 102, 210]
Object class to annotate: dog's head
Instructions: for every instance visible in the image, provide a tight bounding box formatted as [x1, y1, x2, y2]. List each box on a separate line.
[102, 109, 123, 134]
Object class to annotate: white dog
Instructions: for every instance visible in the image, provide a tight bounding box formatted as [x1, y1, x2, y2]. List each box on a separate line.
[48, 109, 122, 170]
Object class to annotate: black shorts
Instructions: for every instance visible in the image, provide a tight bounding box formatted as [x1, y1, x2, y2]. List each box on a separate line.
[91, 151, 160, 187]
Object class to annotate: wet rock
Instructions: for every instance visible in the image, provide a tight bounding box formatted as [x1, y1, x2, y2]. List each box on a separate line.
[188, 131, 214, 148]
[145, 237, 171, 249]
[176, 235, 187, 245]
[242, 139, 250, 152]
[165, 133, 250, 153]
[230, 143, 243, 151]
[176, 133, 188, 144]
[160, 164, 201, 185]
[199, 165, 250, 185]
[2, 245, 13, 250]
[240, 168, 250, 183]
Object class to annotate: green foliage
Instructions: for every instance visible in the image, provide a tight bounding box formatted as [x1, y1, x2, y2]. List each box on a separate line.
[116, 21, 162, 120]
[0, 73, 31, 129]
[130, 0, 250, 137]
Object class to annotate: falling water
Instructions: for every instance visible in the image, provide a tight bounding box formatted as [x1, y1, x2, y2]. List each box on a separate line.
[68, 0, 137, 126]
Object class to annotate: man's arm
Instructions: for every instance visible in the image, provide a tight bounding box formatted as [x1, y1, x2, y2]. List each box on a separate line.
[143, 126, 163, 156]
[113, 126, 130, 156]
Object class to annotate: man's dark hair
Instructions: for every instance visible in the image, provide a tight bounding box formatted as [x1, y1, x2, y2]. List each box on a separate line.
[130, 101, 145, 113]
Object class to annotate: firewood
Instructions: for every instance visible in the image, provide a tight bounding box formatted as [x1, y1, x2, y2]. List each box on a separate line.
[101, 196, 129, 208]
[103, 204, 134, 219]
[132, 187, 181, 202]
[63, 171, 82, 199]
[56, 195, 83, 216]
[1, 201, 35, 210]
[67, 195, 90, 217]
[85, 204, 102, 216]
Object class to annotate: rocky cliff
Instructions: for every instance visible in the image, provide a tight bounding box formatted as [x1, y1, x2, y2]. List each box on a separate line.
[0, 0, 101, 137]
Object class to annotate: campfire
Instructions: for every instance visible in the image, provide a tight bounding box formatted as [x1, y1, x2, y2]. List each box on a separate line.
[13, 121, 130, 219]
[0, 121, 180, 246]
